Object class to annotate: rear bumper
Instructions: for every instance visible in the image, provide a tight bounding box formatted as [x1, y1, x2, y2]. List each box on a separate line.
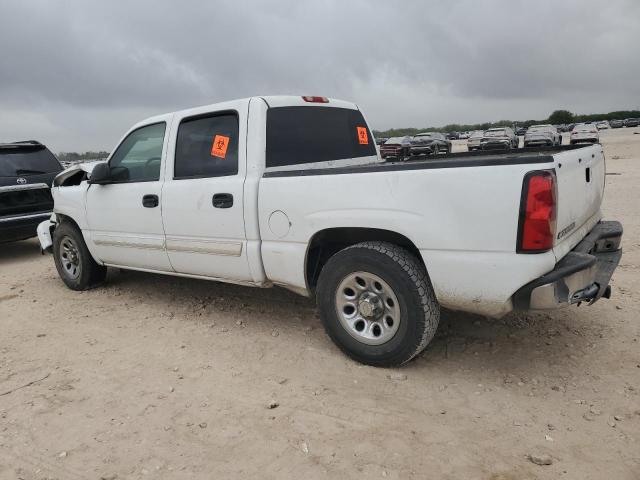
[410, 146, 436, 155]
[512, 220, 622, 310]
[570, 137, 598, 143]
[524, 138, 553, 145]
[481, 140, 511, 149]
[0, 211, 52, 243]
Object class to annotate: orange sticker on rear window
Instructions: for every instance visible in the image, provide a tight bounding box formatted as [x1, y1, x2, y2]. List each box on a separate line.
[211, 135, 230, 158]
[357, 126, 368, 145]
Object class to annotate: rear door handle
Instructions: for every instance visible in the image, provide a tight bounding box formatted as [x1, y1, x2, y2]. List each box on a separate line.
[142, 194, 159, 208]
[212, 193, 233, 209]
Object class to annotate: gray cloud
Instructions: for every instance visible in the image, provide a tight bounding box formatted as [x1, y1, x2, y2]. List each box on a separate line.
[0, 0, 638, 151]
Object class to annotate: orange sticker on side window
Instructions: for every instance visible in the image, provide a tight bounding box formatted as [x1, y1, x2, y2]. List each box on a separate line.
[211, 135, 230, 158]
[357, 126, 368, 145]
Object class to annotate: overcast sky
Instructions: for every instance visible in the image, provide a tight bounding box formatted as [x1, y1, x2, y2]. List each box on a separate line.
[1, 0, 638, 152]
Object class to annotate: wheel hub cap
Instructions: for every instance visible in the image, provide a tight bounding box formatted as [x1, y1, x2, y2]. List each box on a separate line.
[59, 236, 81, 279]
[358, 292, 384, 319]
[335, 271, 401, 346]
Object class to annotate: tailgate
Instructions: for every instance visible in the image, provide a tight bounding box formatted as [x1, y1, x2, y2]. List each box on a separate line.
[552, 144, 605, 260]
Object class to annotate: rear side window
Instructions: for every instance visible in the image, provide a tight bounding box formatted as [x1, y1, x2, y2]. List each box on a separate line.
[266, 107, 376, 168]
[0, 147, 62, 177]
[174, 112, 239, 179]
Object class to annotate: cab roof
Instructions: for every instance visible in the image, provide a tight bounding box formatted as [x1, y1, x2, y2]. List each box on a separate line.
[136, 96, 360, 128]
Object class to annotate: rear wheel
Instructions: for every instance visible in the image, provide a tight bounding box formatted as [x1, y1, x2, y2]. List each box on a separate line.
[53, 222, 107, 290]
[317, 242, 440, 367]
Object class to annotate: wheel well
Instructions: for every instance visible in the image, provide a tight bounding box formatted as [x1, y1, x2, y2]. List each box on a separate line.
[305, 228, 424, 291]
[55, 214, 81, 232]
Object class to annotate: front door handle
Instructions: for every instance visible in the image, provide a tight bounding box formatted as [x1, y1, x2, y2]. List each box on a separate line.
[212, 193, 233, 209]
[142, 194, 159, 208]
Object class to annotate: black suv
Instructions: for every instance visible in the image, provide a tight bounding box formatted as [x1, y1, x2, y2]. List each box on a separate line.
[1, 141, 63, 243]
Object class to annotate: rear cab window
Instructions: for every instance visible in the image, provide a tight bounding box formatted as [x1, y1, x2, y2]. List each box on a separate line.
[266, 107, 377, 169]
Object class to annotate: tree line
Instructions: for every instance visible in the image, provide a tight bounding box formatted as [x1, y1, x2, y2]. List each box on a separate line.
[372, 109, 640, 137]
[57, 151, 110, 162]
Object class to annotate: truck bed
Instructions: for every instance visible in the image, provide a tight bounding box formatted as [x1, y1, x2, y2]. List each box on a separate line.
[263, 144, 595, 177]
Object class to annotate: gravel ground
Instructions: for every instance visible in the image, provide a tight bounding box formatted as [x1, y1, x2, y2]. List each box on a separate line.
[1, 128, 639, 479]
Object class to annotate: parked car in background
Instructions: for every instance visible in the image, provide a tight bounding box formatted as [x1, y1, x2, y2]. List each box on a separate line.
[596, 121, 609, 130]
[481, 127, 518, 150]
[467, 130, 485, 151]
[375, 137, 388, 146]
[515, 126, 527, 136]
[523, 124, 561, 147]
[380, 136, 412, 160]
[570, 124, 599, 144]
[610, 119, 624, 128]
[458, 132, 470, 140]
[409, 132, 451, 156]
[446, 132, 460, 140]
[1, 141, 63, 243]
[624, 118, 639, 128]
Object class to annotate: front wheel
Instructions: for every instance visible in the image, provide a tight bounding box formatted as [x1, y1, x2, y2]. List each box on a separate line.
[316, 242, 440, 367]
[53, 222, 107, 290]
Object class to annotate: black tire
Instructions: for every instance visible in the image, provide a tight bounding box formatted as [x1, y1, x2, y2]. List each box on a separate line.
[53, 221, 107, 290]
[316, 241, 440, 367]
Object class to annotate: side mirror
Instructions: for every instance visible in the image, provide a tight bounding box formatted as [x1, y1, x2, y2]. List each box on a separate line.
[88, 163, 111, 185]
[89, 163, 129, 184]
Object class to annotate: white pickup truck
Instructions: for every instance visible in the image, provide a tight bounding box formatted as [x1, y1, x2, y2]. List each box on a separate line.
[38, 96, 622, 367]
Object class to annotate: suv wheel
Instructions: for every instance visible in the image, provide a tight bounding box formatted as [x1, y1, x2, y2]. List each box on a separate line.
[53, 222, 107, 290]
[316, 241, 440, 367]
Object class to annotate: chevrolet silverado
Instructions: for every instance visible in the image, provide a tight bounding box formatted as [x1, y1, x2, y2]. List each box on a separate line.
[37, 96, 622, 367]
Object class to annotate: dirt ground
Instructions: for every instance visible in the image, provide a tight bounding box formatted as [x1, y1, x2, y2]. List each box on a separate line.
[1, 128, 639, 480]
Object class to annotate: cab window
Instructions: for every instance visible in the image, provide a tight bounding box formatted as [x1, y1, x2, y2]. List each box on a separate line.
[109, 123, 166, 182]
[174, 112, 239, 179]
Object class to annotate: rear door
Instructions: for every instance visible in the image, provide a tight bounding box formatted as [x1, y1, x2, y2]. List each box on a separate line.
[161, 101, 252, 281]
[85, 119, 172, 271]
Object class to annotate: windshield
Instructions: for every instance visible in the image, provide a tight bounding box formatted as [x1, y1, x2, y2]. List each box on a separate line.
[0, 147, 62, 177]
[414, 133, 434, 138]
[385, 137, 406, 144]
[484, 129, 506, 137]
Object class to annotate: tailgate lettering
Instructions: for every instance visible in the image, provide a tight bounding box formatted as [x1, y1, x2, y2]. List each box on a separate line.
[557, 221, 576, 240]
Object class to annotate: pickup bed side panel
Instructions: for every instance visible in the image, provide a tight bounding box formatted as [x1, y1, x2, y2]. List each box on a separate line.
[259, 163, 558, 317]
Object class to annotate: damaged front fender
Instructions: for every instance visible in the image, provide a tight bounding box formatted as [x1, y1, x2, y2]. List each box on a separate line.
[53, 161, 101, 187]
[37, 215, 57, 254]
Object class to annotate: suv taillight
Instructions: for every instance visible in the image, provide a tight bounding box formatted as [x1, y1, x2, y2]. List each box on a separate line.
[517, 170, 557, 253]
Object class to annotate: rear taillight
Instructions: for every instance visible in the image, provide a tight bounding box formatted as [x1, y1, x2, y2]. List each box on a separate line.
[302, 96, 329, 103]
[517, 170, 557, 253]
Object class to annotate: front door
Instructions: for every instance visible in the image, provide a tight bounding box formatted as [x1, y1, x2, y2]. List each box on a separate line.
[85, 120, 173, 271]
[161, 107, 252, 281]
